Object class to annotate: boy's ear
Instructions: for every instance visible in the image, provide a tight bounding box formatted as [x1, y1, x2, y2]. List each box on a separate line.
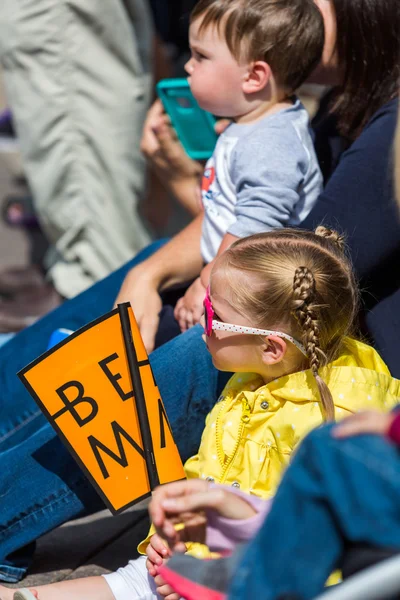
[242, 61, 271, 95]
[260, 335, 287, 365]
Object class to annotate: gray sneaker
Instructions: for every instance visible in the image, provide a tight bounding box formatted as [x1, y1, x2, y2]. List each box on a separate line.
[13, 590, 37, 600]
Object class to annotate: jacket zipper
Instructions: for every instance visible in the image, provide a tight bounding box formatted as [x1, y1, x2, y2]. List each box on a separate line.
[215, 396, 251, 484]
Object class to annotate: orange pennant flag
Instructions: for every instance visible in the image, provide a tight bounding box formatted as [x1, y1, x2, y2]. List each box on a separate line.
[18, 304, 185, 514]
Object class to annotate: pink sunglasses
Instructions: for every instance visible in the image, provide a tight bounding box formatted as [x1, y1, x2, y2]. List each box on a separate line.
[203, 286, 307, 356]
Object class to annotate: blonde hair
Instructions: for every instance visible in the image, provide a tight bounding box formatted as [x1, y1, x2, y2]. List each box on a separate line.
[190, 0, 324, 93]
[217, 227, 359, 421]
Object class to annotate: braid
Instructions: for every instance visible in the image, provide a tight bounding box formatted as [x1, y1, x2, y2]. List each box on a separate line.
[292, 267, 324, 375]
[314, 226, 346, 253]
[292, 267, 335, 421]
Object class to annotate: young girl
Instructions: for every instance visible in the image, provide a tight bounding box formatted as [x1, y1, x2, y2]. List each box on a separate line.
[3, 227, 399, 600]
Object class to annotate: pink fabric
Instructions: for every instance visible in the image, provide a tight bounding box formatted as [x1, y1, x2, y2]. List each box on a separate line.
[387, 412, 400, 446]
[206, 485, 272, 552]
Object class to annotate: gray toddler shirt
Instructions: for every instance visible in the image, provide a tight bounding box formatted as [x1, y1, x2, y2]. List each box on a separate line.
[200, 98, 323, 263]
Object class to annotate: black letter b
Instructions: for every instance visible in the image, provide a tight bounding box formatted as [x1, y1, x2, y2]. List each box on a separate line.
[53, 381, 98, 427]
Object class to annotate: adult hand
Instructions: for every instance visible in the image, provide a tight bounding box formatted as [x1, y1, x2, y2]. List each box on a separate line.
[149, 479, 257, 548]
[114, 267, 162, 353]
[332, 411, 395, 438]
[141, 100, 203, 215]
[141, 100, 203, 182]
[174, 277, 206, 332]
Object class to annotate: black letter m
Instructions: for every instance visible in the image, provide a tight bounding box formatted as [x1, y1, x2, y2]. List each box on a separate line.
[88, 421, 144, 479]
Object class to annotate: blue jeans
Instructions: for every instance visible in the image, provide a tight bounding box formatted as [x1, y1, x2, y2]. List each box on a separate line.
[0, 334, 14, 348]
[229, 426, 400, 600]
[0, 241, 227, 582]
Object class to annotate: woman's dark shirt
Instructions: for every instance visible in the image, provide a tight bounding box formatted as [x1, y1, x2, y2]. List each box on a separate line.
[303, 97, 400, 376]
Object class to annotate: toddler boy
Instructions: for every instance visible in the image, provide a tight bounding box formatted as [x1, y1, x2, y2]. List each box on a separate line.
[175, 0, 325, 329]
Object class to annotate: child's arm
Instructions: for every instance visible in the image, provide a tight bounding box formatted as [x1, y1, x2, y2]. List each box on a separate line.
[174, 233, 239, 332]
[0, 577, 114, 600]
[149, 479, 262, 549]
[206, 486, 272, 551]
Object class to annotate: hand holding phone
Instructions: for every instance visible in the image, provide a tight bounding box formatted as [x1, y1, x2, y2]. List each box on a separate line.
[156, 78, 218, 160]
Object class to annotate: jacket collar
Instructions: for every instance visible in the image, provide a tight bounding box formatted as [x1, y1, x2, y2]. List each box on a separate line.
[223, 339, 399, 413]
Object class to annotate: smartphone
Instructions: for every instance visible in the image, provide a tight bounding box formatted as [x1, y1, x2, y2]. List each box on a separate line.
[156, 78, 218, 160]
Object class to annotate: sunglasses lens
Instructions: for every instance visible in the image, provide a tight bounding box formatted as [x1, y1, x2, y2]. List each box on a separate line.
[203, 287, 213, 337]
[204, 307, 209, 336]
[203, 302, 211, 337]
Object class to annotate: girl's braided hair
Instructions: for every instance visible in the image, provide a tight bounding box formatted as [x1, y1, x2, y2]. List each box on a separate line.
[218, 227, 358, 421]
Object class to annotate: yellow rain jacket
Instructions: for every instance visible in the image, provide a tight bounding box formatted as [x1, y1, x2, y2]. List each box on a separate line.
[138, 339, 400, 554]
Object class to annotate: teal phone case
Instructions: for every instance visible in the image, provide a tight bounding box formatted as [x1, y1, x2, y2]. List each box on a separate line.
[156, 78, 218, 160]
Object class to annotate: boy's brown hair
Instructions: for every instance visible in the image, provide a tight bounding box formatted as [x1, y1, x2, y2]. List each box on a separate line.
[191, 0, 325, 92]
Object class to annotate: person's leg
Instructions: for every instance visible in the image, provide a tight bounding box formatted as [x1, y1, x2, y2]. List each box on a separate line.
[228, 426, 400, 600]
[0, 0, 153, 298]
[0, 421, 108, 582]
[0, 334, 14, 349]
[0, 574, 117, 600]
[0, 557, 159, 600]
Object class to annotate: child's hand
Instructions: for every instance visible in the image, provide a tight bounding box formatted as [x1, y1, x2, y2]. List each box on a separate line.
[145, 533, 170, 577]
[146, 536, 180, 599]
[154, 573, 180, 600]
[174, 277, 206, 332]
[149, 479, 257, 546]
[333, 411, 395, 439]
